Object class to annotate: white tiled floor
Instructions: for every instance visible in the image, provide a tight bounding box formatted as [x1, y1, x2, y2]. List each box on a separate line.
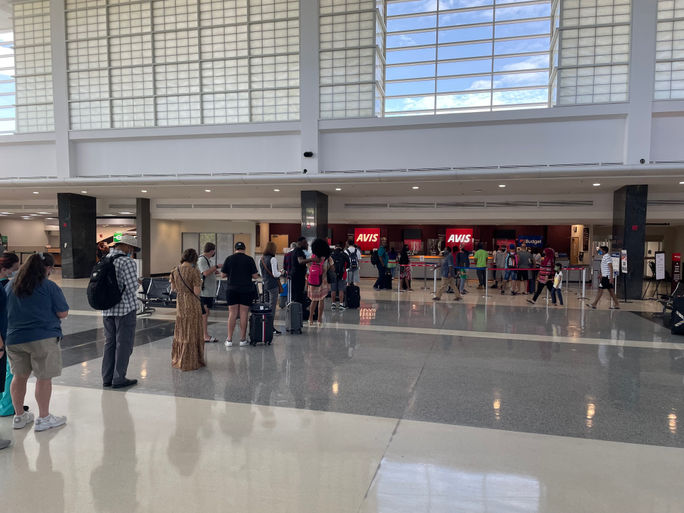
[2, 384, 683, 513]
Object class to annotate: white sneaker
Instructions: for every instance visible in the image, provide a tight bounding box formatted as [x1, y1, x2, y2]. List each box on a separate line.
[225, 339, 233, 347]
[13, 411, 34, 430]
[331, 303, 337, 310]
[34, 414, 67, 432]
[239, 340, 249, 347]
[338, 304, 346, 311]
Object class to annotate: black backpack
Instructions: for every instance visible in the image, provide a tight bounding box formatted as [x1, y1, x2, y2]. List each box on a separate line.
[371, 250, 379, 266]
[332, 251, 349, 279]
[87, 254, 126, 310]
[347, 248, 359, 270]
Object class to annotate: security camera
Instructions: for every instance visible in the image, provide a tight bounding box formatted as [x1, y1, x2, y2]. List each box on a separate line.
[303, 151, 314, 158]
[303, 169, 308, 174]
[640, 158, 646, 164]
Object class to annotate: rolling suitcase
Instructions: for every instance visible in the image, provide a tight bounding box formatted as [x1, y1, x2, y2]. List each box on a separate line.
[285, 278, 303, 334]
[250, 284, 273, 345]
[671, 297, 684, 335]
[382, 271, 392, 290]
[346, 284, 360, 308]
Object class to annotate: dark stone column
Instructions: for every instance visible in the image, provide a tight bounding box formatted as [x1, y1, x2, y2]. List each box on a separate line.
[58, 193, 96, 279]
[612, 185, 648, 299]
[136, 197, 151, 277]
[300, 191, 328, 241]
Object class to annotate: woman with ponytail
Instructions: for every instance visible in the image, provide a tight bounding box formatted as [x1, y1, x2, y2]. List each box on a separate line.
[5, 253, 69, 433]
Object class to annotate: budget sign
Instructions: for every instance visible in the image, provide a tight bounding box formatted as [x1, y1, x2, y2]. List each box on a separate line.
[354, 228, 381, 251]
[446, 228, 473, 251]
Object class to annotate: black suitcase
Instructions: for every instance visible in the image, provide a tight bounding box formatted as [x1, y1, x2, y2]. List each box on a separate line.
[346, 284, 360, 308]
[382, 272, 392, 290]
[249, 312, 274, 345]
[671, 297, 684, 335]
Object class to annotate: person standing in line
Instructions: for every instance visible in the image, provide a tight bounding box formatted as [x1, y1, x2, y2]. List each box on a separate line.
[399, 244, 412, 291]
[456, 244, 470, 294]
[290, 237, 312, 304]
[0, 252, 22, 417]
[552, 263, 564, 306]
[282, 242, 298, 278]
[493, 246, 506, 289]
[474, 243, 489, 289]
[6, 253, 69, 432]
[260, 241, 283, 335]
[330, 242, 350, 310]
[502, 244, 519, 295]
[0, 252, 19, 448]
[198, 242, 220, 343]
[589, 246, 620, 310]
[517, 244, 532, 295]
[222, 241, 260, 347]
[527, 247, 556, 304]
[387, 247, 398, 278]
[169, 249, 206, 371]
[307, 238, 332, 327]
[433, 246, 462, 301]
[102, 235, 140, 389]
[345, 240, 361, 286]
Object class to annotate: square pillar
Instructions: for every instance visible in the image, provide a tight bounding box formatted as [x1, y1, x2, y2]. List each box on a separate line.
[136, 197, 151, 277]
[58, 193, 96, 278]
[612, 185, 648, 299]
[301, 191, 328, 241]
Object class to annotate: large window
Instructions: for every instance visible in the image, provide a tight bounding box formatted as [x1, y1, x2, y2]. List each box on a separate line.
[655, 0, 684, 100]
[384, 0, 553, 116]
[553, 0, 631, 105]
[12, 0, 54, 133]
[0, 30, 14, 134]
[65, 0, 300, 130]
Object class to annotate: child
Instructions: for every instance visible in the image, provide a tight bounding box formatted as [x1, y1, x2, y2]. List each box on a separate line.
[552, 263, 563, 306]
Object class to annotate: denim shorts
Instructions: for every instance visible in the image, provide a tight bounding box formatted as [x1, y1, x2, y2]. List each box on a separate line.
[504, 270, 517, 281]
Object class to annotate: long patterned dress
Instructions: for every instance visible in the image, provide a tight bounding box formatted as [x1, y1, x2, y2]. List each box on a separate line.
[170, 264, 206, 371]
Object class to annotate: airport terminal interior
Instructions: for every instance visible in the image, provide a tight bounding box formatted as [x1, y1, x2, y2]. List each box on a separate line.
[1, 0, 684, 511]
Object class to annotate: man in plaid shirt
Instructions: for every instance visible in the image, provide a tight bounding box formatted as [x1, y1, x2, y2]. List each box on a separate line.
[102, 235, 140, 389]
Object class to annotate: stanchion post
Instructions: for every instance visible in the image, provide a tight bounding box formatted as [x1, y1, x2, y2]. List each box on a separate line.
[581, 268, 587, 299]
[433, 266, 438, 295]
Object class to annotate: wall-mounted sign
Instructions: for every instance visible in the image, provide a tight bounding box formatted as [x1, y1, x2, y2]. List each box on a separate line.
[620, 249, 628, 274]
[673, 253, 681, 284]
[655, 251, 665, 281]
[445, 228, 473, 251]
[518, 235, 543, 248]
[354, 228, 380, 251]
[113, 232, 123, 243]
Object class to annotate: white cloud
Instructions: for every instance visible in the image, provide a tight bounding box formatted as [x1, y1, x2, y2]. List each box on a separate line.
[500, 54, 549, 72]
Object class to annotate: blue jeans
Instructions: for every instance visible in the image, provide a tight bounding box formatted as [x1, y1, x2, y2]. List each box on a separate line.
[374, 264, 386, 289]
[552, 288, 563, 305]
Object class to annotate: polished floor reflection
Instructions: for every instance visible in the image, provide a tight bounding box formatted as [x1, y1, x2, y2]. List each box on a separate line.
[1, 279, 683, 512]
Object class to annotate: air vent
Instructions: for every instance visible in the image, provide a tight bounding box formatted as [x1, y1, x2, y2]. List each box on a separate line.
[273, 204, 300, 209]
[26, 204, 56, 209]
[230, 204, 262, 209]
[0, 205, 24, 210]
[388, 202, 436, 209]
[156, 204, 193, 209]
[195, 204, 230, 209]
[539, 200, 593, 207]
[344, 203, 389, 208]
[486, 201, 538, 208]
[407, 167, 450, 172]
[108, 204, 136, 209]
[547, 162, 600, 167]
[435, 202, 486, 208]
[649, 199, 684, 206]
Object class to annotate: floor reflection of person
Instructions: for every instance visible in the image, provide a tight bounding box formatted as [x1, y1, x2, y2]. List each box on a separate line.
[90, 392, 138, 512]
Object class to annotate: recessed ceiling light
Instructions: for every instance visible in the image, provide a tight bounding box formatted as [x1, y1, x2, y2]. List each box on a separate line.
[0, 212, 11, 215]
[81, 190, 87, 194]
[680, 181, 684, 185]
[119, 211, 134, 215]
[32, 191, 39, 195]
[593, 183, 601, 187]
[412, 186, 420, 190]
[273, 188, 280, 192]
[335, 187, 342, 191]
[141, 189, 148, 193]
[498, 184, 506, 188]
[46, 217, 55, 220]
[204, 189, 211, 193]
[37, 211, 50, 215]
[29, 213, 40, 216]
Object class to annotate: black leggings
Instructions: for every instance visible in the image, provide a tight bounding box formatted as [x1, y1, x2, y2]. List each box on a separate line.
[532, 280, 553, 302]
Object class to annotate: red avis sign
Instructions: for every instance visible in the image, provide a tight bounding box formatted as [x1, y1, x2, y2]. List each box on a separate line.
[354, 228, 381, 251]
[445, 228, 474, 251]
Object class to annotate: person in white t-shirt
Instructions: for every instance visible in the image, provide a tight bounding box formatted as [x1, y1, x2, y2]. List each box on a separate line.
[590, 246, 620, 309]
[552, 263, 563, 306]
[198, 242, 220, 342]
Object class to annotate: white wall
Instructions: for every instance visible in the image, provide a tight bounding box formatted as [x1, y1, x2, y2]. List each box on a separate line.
[0, 220, 49, 251]
[150, 219, 181, 275]
[0, 140, 57, 178]
[73, 133, 301, 176]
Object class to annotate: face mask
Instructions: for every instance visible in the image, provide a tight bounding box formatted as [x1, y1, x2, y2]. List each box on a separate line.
[597, 250, 603, 255]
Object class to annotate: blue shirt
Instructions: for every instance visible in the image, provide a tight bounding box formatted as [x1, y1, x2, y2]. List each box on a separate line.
[0, 278, 7, 342]
[441, 253, 454, 278]
[5, 279, 69, 345]
[378, 246, 388, 266]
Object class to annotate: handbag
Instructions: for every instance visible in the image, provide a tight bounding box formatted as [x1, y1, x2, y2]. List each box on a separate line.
[261, 256, 284, 294]
[174, 266, 206, 315]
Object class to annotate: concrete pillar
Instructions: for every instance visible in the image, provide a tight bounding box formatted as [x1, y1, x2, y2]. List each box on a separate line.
[612, 185, 648, 299]
[301, 191, 328, 241]
[58, 193, 96, 278]
[136, 198, 151, 277]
